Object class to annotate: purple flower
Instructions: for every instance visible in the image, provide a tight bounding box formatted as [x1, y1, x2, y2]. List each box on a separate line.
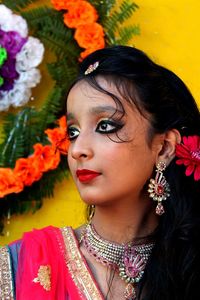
[0, 29, 27, 58]
[0, 58, 19, 91]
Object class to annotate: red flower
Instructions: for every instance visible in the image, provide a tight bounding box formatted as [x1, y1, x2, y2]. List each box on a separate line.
[175, 135, 200, 181]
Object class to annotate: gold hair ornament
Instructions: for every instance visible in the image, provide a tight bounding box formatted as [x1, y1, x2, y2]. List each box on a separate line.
[84, 61, 99, 75]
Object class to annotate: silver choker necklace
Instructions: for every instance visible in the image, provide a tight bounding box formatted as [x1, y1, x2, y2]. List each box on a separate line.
[81, 223, 154, 300]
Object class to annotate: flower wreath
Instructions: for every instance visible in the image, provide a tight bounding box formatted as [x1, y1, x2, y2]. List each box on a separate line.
[0, 0, 140, 231]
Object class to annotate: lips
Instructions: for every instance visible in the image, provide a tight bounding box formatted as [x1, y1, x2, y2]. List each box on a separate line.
[76, 169, 101, 183]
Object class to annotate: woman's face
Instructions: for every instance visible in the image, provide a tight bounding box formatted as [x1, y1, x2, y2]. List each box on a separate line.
[67, 78, 163, 207]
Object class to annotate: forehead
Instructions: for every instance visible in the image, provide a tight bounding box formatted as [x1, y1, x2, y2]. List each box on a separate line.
[66, 77, 134, 115]
[67, 78, 115, 104]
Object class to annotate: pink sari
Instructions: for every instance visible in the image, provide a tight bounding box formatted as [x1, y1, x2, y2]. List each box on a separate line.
[16, 226, 104, 300]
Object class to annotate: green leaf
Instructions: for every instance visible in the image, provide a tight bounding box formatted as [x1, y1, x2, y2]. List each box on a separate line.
[104, 0, 139, 45]
[47, 60, 78, 88]
[117, 24, 140, 45]
[21, 7, 60, 28]
[88, 0, 116, 24]
[2, 0, 39, 11]
[0, 108, 38, 168]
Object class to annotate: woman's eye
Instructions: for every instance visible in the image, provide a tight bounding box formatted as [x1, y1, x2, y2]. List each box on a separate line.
[96, 120, 123, 134]
[67, 127, 80, 140]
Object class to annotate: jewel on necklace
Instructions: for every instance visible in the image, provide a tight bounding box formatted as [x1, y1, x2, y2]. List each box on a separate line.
[81, 223, 154, 300]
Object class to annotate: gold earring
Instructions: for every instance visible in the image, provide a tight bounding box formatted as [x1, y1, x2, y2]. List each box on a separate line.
[87, 205, 95, 224]
[148, 161, 170, 215]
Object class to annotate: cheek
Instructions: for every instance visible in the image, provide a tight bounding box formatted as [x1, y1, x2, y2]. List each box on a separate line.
[67, 147, 74, 172]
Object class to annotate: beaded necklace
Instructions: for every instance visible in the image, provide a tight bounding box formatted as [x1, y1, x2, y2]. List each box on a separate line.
[81, 223, 154, 300]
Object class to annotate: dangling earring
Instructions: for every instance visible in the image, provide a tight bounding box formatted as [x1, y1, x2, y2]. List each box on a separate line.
[148, 161, 170, 215]
[87, 205, 95, 224]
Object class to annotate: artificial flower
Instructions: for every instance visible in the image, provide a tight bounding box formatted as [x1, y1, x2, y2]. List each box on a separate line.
[16, 37, 45, 71]
[45, 116, 69, 155]
[63, 1, 98, 28]
[58, 115, 67, 129]
[14, 157, 43, 186]
[79, 47, 99, 61]
[33, 144, 61, 172]
[17, 68, 41, 89]
[0, 168, 24, 198]
[0, 115, 67, 197]
[0, 4, 44, 111]
[175, 135, 200, 181]
[5, 83, 32, 108]
[0, 5, 28, 37]
[51, 0, 79, 11]
[0, 29, 27, 58]
[74, 22, 105, 59]
[0, 46, 7, 66]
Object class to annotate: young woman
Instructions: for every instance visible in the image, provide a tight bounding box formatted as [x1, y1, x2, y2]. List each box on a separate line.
[0, 45, 200, 300]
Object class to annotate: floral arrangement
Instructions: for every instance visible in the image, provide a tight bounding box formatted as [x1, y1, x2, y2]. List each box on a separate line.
[176, 135, 200, 181]
[51, 0, 105, 60]
[0, 116, 69, 198]
[0, 4, 44, 111]
[0, 0, 140, 232]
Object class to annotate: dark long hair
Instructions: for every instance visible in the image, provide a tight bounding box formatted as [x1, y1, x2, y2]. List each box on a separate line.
[67, 45, 200, 299]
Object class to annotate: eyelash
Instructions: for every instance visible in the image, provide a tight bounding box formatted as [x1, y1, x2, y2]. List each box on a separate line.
[67, 120, 124, 141]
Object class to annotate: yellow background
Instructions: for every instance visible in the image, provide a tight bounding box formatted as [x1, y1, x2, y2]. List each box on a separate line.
[1, 0, 200, 245]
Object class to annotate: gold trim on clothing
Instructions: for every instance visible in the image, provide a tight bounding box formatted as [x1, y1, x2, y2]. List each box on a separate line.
[61, 227, 104, 300]
[0, 246, 14, 300]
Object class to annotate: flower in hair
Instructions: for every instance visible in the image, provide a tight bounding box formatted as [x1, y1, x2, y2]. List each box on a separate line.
[175, 135, 200, 181]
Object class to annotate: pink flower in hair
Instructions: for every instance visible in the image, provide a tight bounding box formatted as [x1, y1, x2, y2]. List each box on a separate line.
[175, 135, 200, 181]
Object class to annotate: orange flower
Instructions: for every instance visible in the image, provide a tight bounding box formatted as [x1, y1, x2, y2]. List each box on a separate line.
[0, 168, 24, 198]
[14, 157, 43, 186]
[79, 47, 98, 60]
[33, 144, 61, 172]
[51, 0, 78, 10]
[63, 1, 98, 28]
[45, 116, 69, 155]
[45, 128, 69, 155]
[74, 22, 105, 52]
[58, 115, 67, 129]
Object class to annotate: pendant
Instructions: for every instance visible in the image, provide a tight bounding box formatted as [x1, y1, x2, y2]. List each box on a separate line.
[124, 283, 136, 300]
[119, 249, 146, 284]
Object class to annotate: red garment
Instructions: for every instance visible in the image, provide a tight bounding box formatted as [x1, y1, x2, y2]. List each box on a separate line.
[16, 226, 104, 300]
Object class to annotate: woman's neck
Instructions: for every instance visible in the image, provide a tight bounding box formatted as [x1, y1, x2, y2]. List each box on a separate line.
[91, 200, 158, 244]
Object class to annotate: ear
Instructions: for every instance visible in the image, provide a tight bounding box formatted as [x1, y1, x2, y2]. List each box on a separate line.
[157, 129, 181, 166]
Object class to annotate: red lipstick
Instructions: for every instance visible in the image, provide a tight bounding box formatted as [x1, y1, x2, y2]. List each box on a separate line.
[76, 169, 101, 183]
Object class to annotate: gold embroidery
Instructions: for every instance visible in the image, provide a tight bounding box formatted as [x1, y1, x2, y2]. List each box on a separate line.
[61, 227, 104, 300]
[33, 265, 51, 291]
[0, 246, 14, 300]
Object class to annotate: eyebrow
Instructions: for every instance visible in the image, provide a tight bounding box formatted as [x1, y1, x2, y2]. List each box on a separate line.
[67, 105, 123, 121]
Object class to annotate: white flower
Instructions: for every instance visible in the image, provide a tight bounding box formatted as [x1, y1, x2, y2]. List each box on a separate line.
[0, 5, 28, 37]
[7, 83, 32, 107]
[16, 37, 45, 71]
[0, 5, 13, 28]
[0, 95, 10, 112]
[8, 15, 28, 37]
[17, 68, 41, 88]
[0, 5, 44, 111]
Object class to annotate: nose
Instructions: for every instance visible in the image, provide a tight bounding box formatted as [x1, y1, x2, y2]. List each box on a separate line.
[70, 133, 94, 161]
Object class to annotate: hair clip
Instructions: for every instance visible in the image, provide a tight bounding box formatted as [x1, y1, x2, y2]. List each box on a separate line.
[84, 61, 99, 75]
